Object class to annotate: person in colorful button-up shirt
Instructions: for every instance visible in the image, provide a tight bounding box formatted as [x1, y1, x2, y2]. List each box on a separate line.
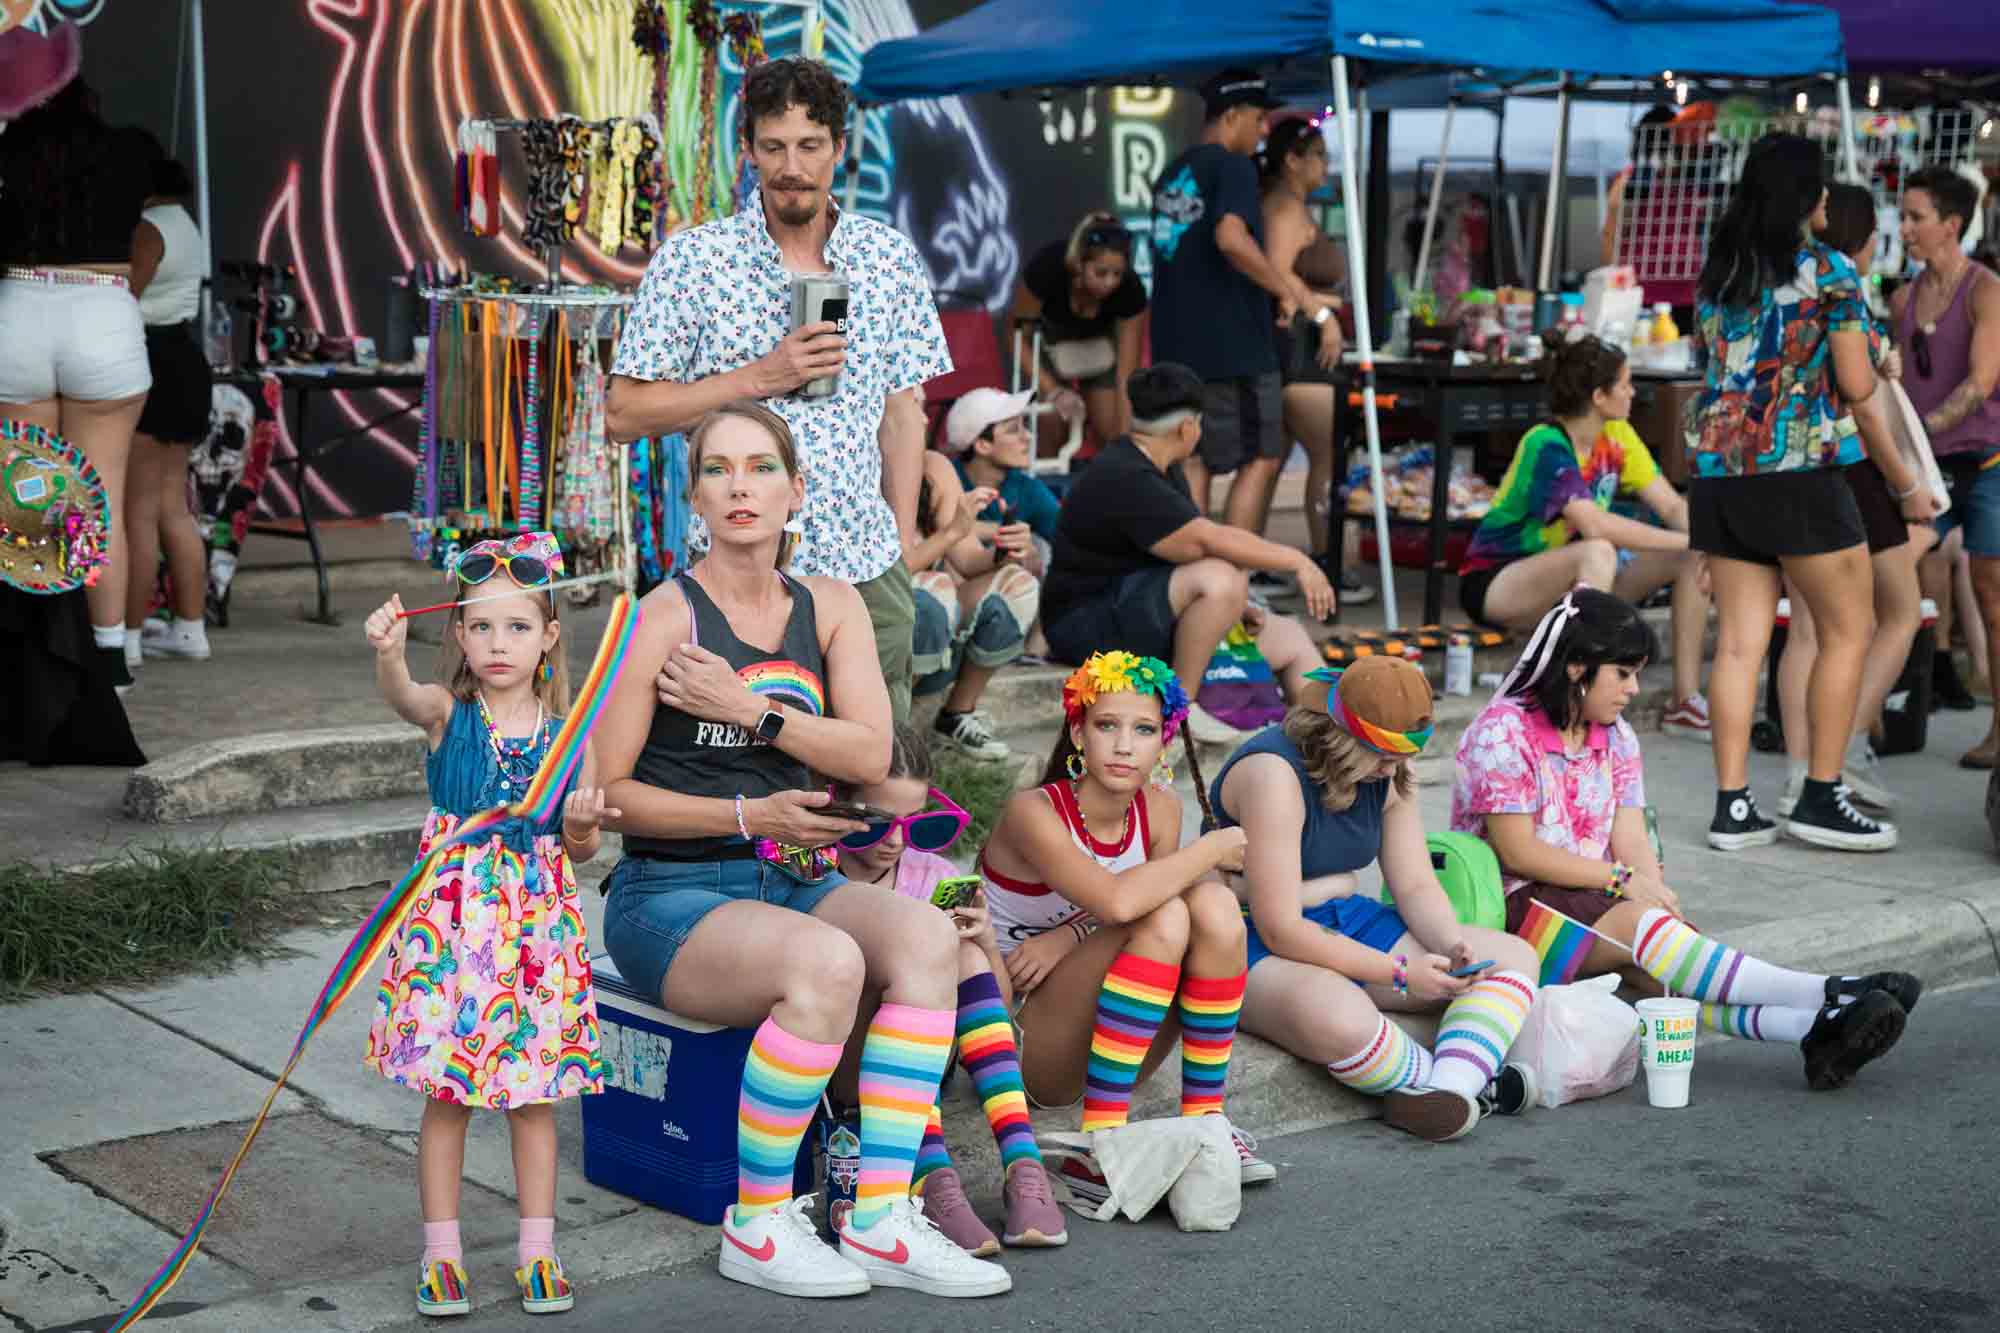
[608, 58, 952, 724]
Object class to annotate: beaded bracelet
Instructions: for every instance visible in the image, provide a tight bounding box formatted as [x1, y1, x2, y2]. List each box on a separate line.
[1388, 953, 1409, 996]
[734, 793, 751, 842]
[1606, 860, 1633, 898]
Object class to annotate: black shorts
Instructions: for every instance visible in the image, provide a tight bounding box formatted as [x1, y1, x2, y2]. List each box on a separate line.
[1688, 469, 1866, 567]
[1277, 317, 1339, 387]
[1197, 373, 1284, 476]
[1843, 460, 1908, 555]
[1458, 564, 1506, 628]
[135, 322, 213, 443]
[1045, 566, 1178, 665]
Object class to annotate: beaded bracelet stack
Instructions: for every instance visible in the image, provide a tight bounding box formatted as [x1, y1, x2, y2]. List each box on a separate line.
[734, 793, 751, 841]
[1388, 953, 1409, 995]
[1606, 861, 1633, 898]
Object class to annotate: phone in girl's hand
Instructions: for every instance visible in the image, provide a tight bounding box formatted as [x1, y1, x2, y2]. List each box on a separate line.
[931, 875, 981, 912]
[820, 800, 892, 823]
[1447, 960, 1495, 978]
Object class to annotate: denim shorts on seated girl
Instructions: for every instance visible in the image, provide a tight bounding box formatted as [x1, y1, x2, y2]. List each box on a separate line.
[1243, 894, 1409, 978]
[601, 854, 849, 1003]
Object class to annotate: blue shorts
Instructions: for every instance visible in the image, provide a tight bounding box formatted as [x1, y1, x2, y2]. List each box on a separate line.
[1244, 895, 1410, 976]
[1934, 454, 2000, 559]
[601, 854, 848, 1004]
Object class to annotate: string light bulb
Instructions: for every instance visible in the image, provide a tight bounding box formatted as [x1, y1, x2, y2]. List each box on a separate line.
[1675, 81, 1688, 106]
[1795, 92, 1809, 115]
[1867, 78, 1880, 109]
[1983, 119, 1995, 140]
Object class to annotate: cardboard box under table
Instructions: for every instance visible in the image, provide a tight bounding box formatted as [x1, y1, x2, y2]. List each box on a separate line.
[586, 954, 815, 1223]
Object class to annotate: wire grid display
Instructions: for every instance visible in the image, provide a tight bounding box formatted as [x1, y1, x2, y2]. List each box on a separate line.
[1611, 108, 1986, 289]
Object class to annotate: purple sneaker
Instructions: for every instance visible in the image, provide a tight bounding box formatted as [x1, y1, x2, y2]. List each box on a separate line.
[1000, 1160, 1068, 1248]
[914, 1168, 999, 1257]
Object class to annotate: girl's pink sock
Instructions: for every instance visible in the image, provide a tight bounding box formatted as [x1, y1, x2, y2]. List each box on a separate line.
[421, 1218, 462, 1266]
[518, 1215, 556, 1268]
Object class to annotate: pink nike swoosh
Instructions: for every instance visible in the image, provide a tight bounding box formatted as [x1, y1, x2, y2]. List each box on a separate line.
[724, 1230, 776, 1262]
[843, 1235, 910, 1264]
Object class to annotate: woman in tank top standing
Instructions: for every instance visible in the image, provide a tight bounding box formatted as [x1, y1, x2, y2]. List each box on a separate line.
[125, 146, 214, 669]
[975, 651, 1275, 1201]
[593, 401, 1010, 1303]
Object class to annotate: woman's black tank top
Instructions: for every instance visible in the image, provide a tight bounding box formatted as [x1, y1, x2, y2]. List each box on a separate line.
[625, 572, 828, 860]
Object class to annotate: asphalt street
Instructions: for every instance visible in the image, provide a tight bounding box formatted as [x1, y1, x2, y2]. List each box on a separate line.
[416, 983, 2000, 1333]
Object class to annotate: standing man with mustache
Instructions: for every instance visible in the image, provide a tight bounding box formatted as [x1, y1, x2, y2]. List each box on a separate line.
[609, 57, 951, 724]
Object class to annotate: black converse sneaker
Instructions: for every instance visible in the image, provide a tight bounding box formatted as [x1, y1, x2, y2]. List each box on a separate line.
[1801, 989, 1908, 1091]
[1786, 780, 1897, 852]
[1478, 1062, 1538, 1117]
[1708, 789, 1779, 851]
[1830, 971, 1923, 1016]
[934, 708, 1011, 762]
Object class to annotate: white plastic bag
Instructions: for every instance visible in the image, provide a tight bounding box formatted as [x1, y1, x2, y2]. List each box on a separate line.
[1508, 973, 1640, 1108]
[1037, 1114, 1241, 1232]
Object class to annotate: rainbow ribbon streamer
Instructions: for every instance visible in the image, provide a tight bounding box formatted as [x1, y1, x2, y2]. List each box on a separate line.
[1517, 897, 1629, 988]
[106, 595, 641, 1331]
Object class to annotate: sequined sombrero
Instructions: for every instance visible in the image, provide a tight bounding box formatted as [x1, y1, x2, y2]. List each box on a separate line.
[0, 419, 110, 595]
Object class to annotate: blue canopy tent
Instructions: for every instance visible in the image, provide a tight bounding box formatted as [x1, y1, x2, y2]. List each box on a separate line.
[856, 1, 1848, 626]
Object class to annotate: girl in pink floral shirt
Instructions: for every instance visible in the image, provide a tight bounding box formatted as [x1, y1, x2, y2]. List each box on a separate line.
[1452, 588, 1922, 1091]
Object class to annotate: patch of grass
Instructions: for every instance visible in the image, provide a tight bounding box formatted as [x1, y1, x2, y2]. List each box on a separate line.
[935, 748, 1034, 868]
[0, 845, 300, 1000]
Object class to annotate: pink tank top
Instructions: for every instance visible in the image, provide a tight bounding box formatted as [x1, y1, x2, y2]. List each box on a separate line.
[1895, 262, 2000, 459]
[979, 781, 1152, 956]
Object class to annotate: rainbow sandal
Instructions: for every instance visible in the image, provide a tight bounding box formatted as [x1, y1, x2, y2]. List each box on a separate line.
[515, 1256, 575, 1315]
[416, 1258, 471, 1318]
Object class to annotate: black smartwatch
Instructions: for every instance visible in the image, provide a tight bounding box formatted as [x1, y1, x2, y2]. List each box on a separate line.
[753, 708, 786, 745]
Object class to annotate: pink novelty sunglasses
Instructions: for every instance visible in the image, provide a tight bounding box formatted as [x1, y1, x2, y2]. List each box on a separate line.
[839, 787, 970, 853]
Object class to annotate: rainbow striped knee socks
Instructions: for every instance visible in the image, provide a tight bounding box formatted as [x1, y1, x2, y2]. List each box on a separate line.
[736, 1017, 842, 1224]
[1081, 952, 1179, 1131]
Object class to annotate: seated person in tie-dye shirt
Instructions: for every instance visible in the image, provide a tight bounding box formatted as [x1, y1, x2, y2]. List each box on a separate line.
[1451, 588, 1921, 1090]
[1458, 336, 1710, 737]
[832, 723, 1066, 1257]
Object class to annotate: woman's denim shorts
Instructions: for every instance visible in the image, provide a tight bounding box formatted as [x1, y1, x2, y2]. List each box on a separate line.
[601, 854, 848, 1003]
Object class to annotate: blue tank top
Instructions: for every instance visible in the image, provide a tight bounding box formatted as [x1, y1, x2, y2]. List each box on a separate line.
[424, 698, 573, 854]
[1209, 727, 1387, 876]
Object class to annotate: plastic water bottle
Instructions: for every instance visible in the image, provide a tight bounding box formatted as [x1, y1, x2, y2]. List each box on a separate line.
[1444, 634, 1473, 697]
[205, 300, 234, 370]
[818, 1101, 861, 1236]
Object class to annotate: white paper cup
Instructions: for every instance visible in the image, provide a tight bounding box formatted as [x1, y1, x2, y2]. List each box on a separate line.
[1635, 996, 1700, 1109]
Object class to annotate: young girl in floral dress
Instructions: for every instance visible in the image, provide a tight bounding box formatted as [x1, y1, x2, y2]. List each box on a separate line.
[362, 532, 612, 1319]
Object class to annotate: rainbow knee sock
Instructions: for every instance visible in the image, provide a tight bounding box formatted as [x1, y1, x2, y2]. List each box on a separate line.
[853, 1003, 954, 1231]
[1082, 952, 1180, 1132]
[1429, 970, 1537, 1097]
[1178, 970, 1246, 1117]
[1326, 1014, 1432, 1096]
[1699, 1002, 1817, 1044]
[1634, 909, 1826, 1009]
[912, 1101, 953, 1189]
[955, 971, 1040, 1171]
[736, 1017, 842, 1224]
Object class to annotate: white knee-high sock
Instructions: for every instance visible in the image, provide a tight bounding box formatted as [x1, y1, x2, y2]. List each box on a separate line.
[1634, 909, 1827, 1011]
[1326, 1013, 1433, 1096]
[1699, 1003, 1817, 1044]
[1428, 970, 1537, 1097]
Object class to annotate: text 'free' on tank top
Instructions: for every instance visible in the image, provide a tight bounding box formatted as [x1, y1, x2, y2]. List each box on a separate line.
[978, 780, 1152, 955]
[625, 571, 828, 860]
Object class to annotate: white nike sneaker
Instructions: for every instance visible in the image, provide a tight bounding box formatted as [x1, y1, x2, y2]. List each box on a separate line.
[837, 1197, 1013, 1298]
[719, 1196, 869, 1299]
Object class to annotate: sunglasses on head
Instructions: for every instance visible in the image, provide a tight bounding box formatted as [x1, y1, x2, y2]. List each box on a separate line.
[1083, 224, 1132, 253]
[1912, 327, 1933, 380]
[839, 787, 969, 853]
[456, 551, 552, 588]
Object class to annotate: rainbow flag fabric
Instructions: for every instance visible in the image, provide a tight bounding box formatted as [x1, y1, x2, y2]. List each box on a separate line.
[1516, 898, 1621, 988]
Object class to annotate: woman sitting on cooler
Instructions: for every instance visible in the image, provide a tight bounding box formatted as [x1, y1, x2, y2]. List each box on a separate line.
[1450, 587, 1921, 1090]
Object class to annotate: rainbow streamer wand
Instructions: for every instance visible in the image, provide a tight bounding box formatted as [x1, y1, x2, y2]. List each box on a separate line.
[106, 595, 641, 1332]
[1518, 897, 1631, 989]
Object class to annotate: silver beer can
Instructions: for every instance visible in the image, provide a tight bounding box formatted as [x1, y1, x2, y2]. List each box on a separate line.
[789, 273, 849, 399]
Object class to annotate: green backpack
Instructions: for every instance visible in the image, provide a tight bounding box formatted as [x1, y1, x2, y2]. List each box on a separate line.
[1380, 830, 1505, 930]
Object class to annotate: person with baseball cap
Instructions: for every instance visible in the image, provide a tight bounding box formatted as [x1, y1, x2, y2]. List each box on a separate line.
[1042, 362, 1334, 746]
[944, 386, 1061, 561]
[1209, 655, 1543, 1142]
[1150, 69, 1332, 530]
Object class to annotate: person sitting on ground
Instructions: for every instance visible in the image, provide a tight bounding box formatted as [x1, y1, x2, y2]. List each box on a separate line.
[1007, 211, 1148, 453]
[974, 651, 1273, 1203]
[1451, 587, 1921, 1091]
[1458, 333, 1711, 740]
[947, 387, 1061, 574]
[595, 401, 1010, 1301]
[1041, 362, 1334, 746]
[1775, 184, 1940, 815]
[905, 415, 1041, 763]
[832, 722, 1067, 1256]
[1212, 654, 1541, 1143]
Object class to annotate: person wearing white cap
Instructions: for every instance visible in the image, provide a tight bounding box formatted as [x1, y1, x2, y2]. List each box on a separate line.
[944, 387, 1061, 572]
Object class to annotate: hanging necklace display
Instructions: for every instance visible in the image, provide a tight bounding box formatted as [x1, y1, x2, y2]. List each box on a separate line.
[689, 0, 722, 224]
[518, 316, 542, 530]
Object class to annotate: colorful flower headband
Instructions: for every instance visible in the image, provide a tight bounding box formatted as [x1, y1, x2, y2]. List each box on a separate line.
[1062, 651, 1191, 742]
[1307, 666, 1435, 757]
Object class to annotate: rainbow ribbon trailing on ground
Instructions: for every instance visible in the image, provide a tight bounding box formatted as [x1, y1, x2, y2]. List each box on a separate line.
[106, 595, 640, 1331]
[1517, 898, 1628, 987]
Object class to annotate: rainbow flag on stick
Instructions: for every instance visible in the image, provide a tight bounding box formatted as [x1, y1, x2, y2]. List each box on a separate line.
[1516, 898, 1630, 988]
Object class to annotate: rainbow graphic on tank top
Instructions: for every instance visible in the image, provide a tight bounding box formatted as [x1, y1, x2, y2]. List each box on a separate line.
[738, 661, 824, 716]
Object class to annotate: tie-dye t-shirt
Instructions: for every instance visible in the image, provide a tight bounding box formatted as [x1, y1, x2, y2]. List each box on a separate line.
[1461, 420, 1662, 574]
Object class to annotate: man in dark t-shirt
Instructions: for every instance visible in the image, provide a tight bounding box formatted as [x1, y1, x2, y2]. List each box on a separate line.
[1043, 363, 1334, 746]
[1151, 70, 1328, 530]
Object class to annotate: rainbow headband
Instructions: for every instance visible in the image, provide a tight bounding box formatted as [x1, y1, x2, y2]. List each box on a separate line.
[1307, 666, 1434, 756]
[1062, 650, 1190, 742]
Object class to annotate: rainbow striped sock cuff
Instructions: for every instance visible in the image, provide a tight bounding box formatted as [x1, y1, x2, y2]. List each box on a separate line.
[1177, 970, 1246, 1117]
[912, 1102, 953, 1188]
[955, 972, 1040, 1170]
[853, 1002, 954, 1231]
[1430, 970, 1537, 1098]
[1081, 952, 1180, 1132]
[735, 1017, 843, 1223]
[1327, 1013, 1433, 1097]
[1635, 909, 1743, 1003]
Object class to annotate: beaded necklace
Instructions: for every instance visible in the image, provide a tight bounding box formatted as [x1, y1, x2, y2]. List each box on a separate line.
[1068, 780, 1133, 847]
[474, 690, 548, 796]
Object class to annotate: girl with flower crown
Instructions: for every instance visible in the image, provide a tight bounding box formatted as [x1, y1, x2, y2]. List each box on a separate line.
[975, 650, 1274, 1206]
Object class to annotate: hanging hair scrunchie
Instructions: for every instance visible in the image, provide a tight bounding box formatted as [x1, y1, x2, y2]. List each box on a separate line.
[518, 118, 574, 256]
[1492, 585, 1585, 700]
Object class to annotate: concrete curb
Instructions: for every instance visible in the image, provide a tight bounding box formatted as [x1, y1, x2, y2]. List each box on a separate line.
[124, 724, 426, 823]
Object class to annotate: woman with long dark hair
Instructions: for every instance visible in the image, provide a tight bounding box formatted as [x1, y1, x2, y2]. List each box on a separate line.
[1685, 133, 1936, 853]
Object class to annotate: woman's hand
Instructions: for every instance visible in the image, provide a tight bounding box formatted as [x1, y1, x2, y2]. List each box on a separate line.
[1003, 926, 1077, 995]
[657, 643, 757, 725]
[993, 521, 1034, 560]
[1444, 939, 1490, 982]
[1623, 868, 1682, 918]
[364, 596, 409, 656]
[951, 896, 995, 945]
[747, 790, 868, 847]
[1315, 317, 1345, 371]
[948, 485, 999, 544]
[1048, 388, 1085, 424]
[1201, 825, 1248, 875]
[1881, 347, 1903, 381]
[562, 786, 622, 840]
[1900, 486, 1942, 523]
[1403, 952, 1472, 1003]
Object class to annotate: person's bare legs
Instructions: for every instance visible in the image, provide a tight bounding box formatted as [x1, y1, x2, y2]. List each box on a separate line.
[1614, 546, 1707, 706]
[1962, 548, 1993, 693]
[1707, 556, 1784, 792]
[59, 393, 147, 633]
[1014, 908, 1188, 1107]
[1222, 455, 1283, 536]
[156, 442, 206, 621]
[1083, 386, 1123, 448]
[1254, 610, 1322, 703]
[418, 1097, 474, 1223]
[1281, 384, 1337, 557]
[507, 1102, 557, 1219]
[1781, 543, 1876, 783]
[1167, 558, 1250, 695]
[1964, 555, 2000, 766]
[1183, 455, 1214, 516]
[1776, 575, 1815, 783]
[1855, 533, 1930, 738]
[1478, 539, 1618, 631]
[660, 900, 867, 1042]
[123, 435, 166, 631]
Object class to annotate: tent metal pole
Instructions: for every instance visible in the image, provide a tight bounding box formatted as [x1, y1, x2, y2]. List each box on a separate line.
[1331, 55, 1399, 629]
[191, 0, 213, 333]
[1414, 100, 1455, 295]
[1834, 76, 1863, 184]
[1537, 74, 1570, 290]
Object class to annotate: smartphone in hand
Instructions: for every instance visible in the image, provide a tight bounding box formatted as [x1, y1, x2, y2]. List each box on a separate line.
[820, 800, 892, 823]
[932, 875, 981, 912]
[1446, 960, 1495, 978]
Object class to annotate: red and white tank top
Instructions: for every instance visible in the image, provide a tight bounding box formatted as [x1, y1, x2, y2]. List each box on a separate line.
[979, 781, 1152, 956]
